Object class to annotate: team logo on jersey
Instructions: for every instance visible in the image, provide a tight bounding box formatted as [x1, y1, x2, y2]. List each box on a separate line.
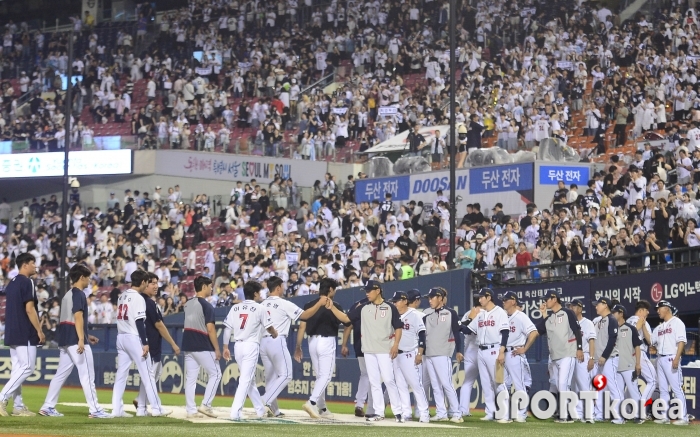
[380, 308, 387, 318]
[478, 320, 495, 327]
[557, 316, 563, 324]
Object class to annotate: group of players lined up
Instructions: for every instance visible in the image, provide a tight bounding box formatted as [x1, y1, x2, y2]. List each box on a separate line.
[0, 252, 691, 425]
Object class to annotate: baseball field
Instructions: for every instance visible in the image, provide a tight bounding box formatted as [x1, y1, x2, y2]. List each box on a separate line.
[0, 386, 695, 437]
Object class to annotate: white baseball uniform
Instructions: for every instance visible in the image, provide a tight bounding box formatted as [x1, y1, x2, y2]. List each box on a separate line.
[593, 314, 623, 421]
[111, 289, 166, 416]
[504, 309, 536, 420]
[223, 299, 273, 420]
[468, 306, 510, 420]
[260, 296, 303, 415]
[626, 315, 656, 404]
[458, 321, 479, 416]
[652, 316, 688, 421]
[572, 316, 596, 419]
[393, 307, 429, 420]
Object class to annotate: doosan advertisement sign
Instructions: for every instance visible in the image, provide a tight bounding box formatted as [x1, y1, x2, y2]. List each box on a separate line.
[355, 163, 534, 214]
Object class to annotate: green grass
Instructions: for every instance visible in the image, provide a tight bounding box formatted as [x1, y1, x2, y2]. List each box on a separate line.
[0, 386, 696, 436]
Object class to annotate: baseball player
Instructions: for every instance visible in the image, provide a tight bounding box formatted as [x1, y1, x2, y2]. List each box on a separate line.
[389, 290, 429, 422]
[501, 292, 537, 422]
[182, 276, 222, 418]
[329, 281, 404, 422]
[565, 299, 596, 423]
[459, 296, 480, 417]
[422, 287, 463, 423]
[611, 305, 644, 424]
[111, 270, 171, 418]
[464, 288, 509, 423]
[295, 278, 343, 419]
[626, 300, 656, 417]
[340, 297, 375, 418]
[260, 277, 328, 417]
[0, 253, 44, 417]
[133, 272, 181, 417]
[652, 300, 689, 425]
[535, 291, 583, 423]
[38, 264, 109, 418]
[223, 281, 278, 420]
[592, 297, 623, 423]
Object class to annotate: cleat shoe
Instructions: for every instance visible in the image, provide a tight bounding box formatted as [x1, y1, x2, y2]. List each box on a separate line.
[555, 419, 574, 423]
[135, 410, 151, 417]
[354, 407, 365, 417]
[39, 408, 64, 417]
[655, 418, 671, 425]
[198, 406, 217, 418]
[419, 415, 430, 423]
[515, 417, 527, 423]
[187, 413, 205, 419]
[274, 412, 285, 418]
[634, 418, 645, 425]
[366, 415, 384, 422]
[12, 406, 36, 417]
[480, 416, 493, 421]
[395, 414, 405, 423]
[612, 419, 625, 425]
[672, 420, 689, 426]
[0, 400, 8, 417]
[89, 410, 112, 419]
[110, 411, 133, 418]
[319, 408, 334, 419]
[152, 409, 172, 417]
[229, 416, 242, 421]
[450, 416, 463, 423]
[430, 415, 449, 422]
[496, 418, 513, 424]
[303, 401, 320, 419]
[263, 405, 274, 418]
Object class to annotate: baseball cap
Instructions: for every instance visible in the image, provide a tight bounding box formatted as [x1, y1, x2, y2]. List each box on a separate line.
[427, 287, 446, 298]
[475, 233, 484, 239]
[110, 192, 115, 195]
[593, 297, 612, 308]
[476, 288, 495, 299]
[390, 291, 408, 302]
[406, 289, 422, 301]
[502, 291, 518, 303]
[612, 304, 626, 315]
[362, 280, 382, 293]
[566, 299, 584, 309]
[546, 291, 561, 301]
[156, 186, 161, 190]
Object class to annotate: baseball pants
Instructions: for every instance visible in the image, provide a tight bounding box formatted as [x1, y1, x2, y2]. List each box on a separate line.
[111, 334, 165, 416]
[594, 356, 622, 420]
[365, 353, 402, 418]
[260, 335, 292, 414]
[0, 344, 36, 408]
[458, 343, 479, 415]
[572, 353, 595, 419]
[41, 345, 101, 414]
[136, 360, 162, 413]
[392, 349, 429, 419]
[185, 351, 222, 415]
[504, 349, 531, 420]
[477, 348, 509, 420]
[308, 336, 335, 410]
[426, 355, 461, 419]
[230, 341, 265, 420]
[639, 353, 657, 404]
[618, 370, 642, 418]
[552, 356, 576, 419]
[657, 355, 688, 421]
[356, 356, 375, 415]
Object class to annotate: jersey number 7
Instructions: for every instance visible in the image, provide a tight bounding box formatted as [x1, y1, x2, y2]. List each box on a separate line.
[117, 304, 129, 321]
[239, 313, 248, 329]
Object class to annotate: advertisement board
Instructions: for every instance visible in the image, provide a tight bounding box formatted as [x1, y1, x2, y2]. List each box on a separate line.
[154, 150, 327, 187]
[355, 163, 535, 215]
[0, 149, 132, 179]
[539, 165, 590, 185]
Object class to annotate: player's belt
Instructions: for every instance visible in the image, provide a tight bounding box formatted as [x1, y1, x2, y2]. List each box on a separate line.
[263, 335, 287, 338]
[659, 354, 674, 357]
[505, 345, 524, 351]
[479, 344, 498, 350]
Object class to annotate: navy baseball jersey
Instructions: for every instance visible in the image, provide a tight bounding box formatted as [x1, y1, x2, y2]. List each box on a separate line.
[181, 297, 216, 352]
[141, 293, 164, 362]
[347, 298, 369, 357]
[4, 274, 40, 346]
[57, 287, 89, 347]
